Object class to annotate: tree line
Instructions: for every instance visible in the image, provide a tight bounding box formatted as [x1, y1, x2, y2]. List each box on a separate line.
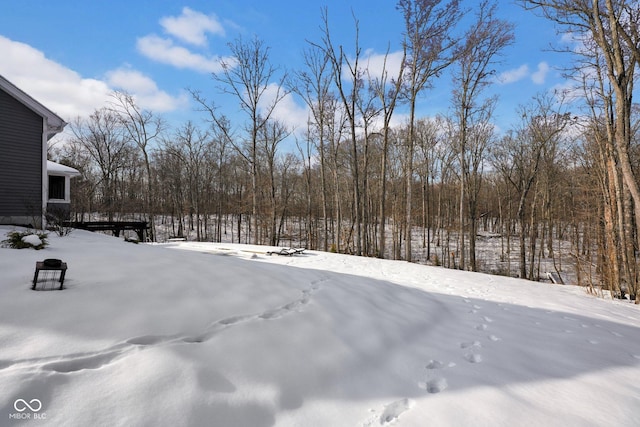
[50, 0, 640, 301]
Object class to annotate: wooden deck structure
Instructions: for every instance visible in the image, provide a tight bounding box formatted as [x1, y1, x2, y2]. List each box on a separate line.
[65, 221, 149, 241]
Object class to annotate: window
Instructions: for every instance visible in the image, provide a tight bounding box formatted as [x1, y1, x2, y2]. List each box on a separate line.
[48, 175, 65, 200]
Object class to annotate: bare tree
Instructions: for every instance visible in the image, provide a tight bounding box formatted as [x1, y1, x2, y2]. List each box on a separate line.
[109, 91, 165, 241]
[452, 0, 514, 271]
[153, 148, 187, 238]
[492, 94, 571, 279]
[414, 117, 443, 260]
[292, 44, 335, 252]
[578, 48, 635, 298]
[327, 102, 350, 252]
[367, 45, 406, 258]
[69, 108, 132, 221]
[213, 35, 288, 244]
[522, 0, 640, 299]
[208, 123, 231, 243]
[313, 8, 366, 255]
[357, 72, 383, 256]
[260, 119, 292, 246]
[162, 122, 211, 241]
[398, 0, 464, 261]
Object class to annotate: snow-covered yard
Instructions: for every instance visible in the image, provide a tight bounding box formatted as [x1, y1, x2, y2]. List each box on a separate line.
[1, 227, 639, 426]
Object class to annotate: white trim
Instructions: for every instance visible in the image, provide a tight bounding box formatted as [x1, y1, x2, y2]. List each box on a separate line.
[41, 117, 48, 229]
[46, 175, 72, 203]
[65, 175, 71, 203]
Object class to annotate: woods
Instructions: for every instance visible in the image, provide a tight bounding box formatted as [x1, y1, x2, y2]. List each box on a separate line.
[50, 0, 639, 299]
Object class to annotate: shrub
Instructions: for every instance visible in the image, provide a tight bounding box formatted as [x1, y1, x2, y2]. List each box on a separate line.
[1, 230, 49, 250]
[45, 207, 74, 237]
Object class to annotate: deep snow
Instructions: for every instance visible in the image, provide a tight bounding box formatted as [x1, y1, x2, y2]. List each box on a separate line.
[1, 227, 640, 426]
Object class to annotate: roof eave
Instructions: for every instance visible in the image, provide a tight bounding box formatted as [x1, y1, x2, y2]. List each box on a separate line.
[47, 122, 67, 140]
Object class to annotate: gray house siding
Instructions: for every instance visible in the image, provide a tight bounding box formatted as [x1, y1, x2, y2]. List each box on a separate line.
[0, 87, 43, 222]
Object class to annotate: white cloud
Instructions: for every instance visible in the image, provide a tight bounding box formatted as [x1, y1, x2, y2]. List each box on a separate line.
[138, 7, 236, 74]
[257, 82, 409, 141]
[560, 32, 577, 45]
[531, 62, 550, 85]
[497, 64, 529, 84]
[0, 35, 111, 119]
[370, 112, 409, 133]
[551, 80, 583, 103]
[498, 62, 554, 86]
[106, 68, 159, 94]
[362, 49, 405, 81]
[105, 68, 189, 112]
[137, 34, 233, 73]
[0, 36, 185, 121]
[340, 49, 404, 83]
[258, 83, 309, 133]
[160, 7, 225, 47]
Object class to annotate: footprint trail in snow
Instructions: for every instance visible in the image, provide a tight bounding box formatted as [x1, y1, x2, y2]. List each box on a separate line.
[0, 277, 327, 375]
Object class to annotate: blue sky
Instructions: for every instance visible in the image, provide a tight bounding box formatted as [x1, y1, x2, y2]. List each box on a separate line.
[0, 1, 572, 140]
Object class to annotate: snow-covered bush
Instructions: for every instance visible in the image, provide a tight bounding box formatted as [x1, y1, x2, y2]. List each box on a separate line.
[1, 230, 48, 250]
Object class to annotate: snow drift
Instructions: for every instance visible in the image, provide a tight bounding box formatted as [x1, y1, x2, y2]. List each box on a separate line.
[1, 227, 639, 426]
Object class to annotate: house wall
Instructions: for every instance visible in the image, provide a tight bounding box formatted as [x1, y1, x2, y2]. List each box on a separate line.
[0, 88, 44, 226]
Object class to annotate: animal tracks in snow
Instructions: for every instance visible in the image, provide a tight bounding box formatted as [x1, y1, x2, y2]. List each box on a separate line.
[553, 313, 626, 343]
[425, 359, 446, 370]
[42, 350, 124, 373]
[127, 334, 176, 346]
[418, 373, 449, 394]
[464, 353, 483, 364]
[0, 278, 327, 377]
[418, 359, 452, 394]
[459, 296, 504, 367]
[460, 340, 482, 349]
[363, 398, 415, 426]
[178, 282, 322, 343]
[424, 378, 448, 394]
[412, 295, 501, 400]
[379, 398, 415, 424]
